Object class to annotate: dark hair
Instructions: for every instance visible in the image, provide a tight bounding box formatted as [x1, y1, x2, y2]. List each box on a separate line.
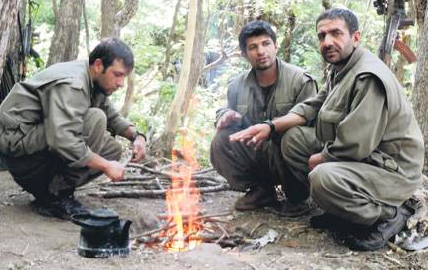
[238, 20, 277, 54]
[316, 8, 359, 34]
[89, 38, 134, 71]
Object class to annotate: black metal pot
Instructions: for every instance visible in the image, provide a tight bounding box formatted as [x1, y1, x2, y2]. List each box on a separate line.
[71, 207, 132, 258]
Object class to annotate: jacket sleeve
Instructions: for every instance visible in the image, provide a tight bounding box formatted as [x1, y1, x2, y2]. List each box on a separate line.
[295, 73, 318, 104]
[290, 86, 327, 121]
[99, 96, 133, 136]
[322, 75, 388, 161]
[45, 83, 93, 167]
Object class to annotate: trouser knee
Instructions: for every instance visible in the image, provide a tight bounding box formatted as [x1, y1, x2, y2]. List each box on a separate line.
[281, 126, 304, 164]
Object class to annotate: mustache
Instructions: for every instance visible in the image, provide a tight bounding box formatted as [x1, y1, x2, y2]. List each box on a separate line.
[322, 46, 339, 54]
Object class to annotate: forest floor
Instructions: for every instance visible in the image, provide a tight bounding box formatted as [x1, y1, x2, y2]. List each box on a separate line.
[1, 169, 427, 270]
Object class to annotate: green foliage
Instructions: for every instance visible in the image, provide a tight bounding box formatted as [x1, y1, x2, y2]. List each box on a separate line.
[22, 0, 421, 166]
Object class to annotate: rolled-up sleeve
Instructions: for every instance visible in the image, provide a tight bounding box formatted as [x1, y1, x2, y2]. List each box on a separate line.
[45, 83, 93, 167]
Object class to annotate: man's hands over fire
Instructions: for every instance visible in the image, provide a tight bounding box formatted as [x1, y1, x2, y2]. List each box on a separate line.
[229, 123, 271, 149]
[308, 152, 325, 170]
[131, 135, 146, 162]
[216, 110, 242, 131]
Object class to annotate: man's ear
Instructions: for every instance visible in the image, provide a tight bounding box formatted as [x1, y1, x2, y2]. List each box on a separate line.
[93, 59, 104, 74]
[352, 30, 361, 47]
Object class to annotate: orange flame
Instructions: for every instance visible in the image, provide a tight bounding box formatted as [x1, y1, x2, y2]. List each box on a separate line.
[163, 132, 202, 252]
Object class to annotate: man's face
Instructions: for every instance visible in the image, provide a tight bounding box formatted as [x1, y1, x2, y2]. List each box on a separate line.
[244, 34, 277, 71]
[93, 58, 128, 96]
[316, 18, 360, 66]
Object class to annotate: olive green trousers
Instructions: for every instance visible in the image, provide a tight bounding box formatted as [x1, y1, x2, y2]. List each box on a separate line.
[210, 126, 309, 203]
[4, 108, 122, 198]
[282, 126, 411, 225]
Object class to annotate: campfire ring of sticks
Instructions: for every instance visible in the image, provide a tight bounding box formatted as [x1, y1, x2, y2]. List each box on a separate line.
[88, 156, 230, 199]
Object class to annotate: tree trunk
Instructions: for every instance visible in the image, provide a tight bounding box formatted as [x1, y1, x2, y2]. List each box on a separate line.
[233, 0, 245, 36]
[412, 1, 428, 175]
[47, 0, 83, 66]
[101, 0, 139, 39]
[151, 0, 205, 157]
[121, 70, 135, 117]
[0, 0, 19, 80]
[83, 0, 91, 55]
[100, 0, 139, 121]
[281, 7, 295, 63]
[161, 0, 181, 80]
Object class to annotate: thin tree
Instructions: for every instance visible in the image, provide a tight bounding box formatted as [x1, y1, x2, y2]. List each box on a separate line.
[99, 0, 139, 117]
[151, 0, 205, 157]
[412, 0, 428, 174]
[47, 0, 83, 66]
[161, 0, 182, 80]
[100, 0, 139, 39]
[0, 0, 20, 80]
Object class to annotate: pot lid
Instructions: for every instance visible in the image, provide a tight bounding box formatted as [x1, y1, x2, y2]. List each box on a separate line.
[90, 207, 119, 219]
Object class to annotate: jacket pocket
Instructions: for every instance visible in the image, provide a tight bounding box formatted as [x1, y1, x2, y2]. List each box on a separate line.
[317, 108, 346, 142]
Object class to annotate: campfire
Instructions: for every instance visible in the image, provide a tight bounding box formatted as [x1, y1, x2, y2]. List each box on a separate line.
[161, 135, 203, 251]
[87, 134, 278, 251]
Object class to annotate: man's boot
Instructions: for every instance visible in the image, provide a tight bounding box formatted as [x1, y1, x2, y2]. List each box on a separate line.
[32, 189, 90, 220]
[267, 197, 314, 217]
[345, 205, 413, 251]
[234, 186, 277, 211]
[310, 212, 367, 235]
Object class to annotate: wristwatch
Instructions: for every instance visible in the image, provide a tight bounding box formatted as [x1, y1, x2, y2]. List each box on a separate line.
[131, 130, 146, 142]
[262, 119, 276, 134]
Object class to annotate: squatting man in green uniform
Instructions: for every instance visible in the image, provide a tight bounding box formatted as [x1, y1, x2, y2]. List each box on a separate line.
[0, 38, 147, 220]
[230, 8, 424, 251]
[210, 21, 318, 213]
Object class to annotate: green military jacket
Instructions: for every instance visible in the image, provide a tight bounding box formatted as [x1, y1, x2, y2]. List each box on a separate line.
[291, 46, 424, 184]
[0, 60, 132, 168]
[216, 59, 317, 128]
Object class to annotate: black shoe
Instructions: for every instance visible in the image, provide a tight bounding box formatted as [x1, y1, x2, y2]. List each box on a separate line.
[310, 212, 363, 233]
[267, 197, 314, 217]
[234, 186, 277, 211]
[32, 196, 90, 220]
[345, 206, 413, 251]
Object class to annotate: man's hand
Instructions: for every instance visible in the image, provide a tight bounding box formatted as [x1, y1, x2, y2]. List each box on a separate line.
[131, 135, 147, 162]
[308, 152, 325, 171]
[216, 110, 242, 131]
[105, 160, 125, 182]
[229, 123, 271, 149]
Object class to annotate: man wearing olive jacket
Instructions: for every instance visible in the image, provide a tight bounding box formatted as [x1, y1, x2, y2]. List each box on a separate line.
[211, 20, 318, 213]
[230, 8, 424, 251]
[0, 38, 147, 220]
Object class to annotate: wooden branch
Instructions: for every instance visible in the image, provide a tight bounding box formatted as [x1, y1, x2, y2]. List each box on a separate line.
[88, 184, 229, 198]
[116, 0, 139, 29]
[203, 49, 241, 72]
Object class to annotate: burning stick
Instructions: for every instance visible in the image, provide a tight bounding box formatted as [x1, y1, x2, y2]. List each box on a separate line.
[88, 184, 229, 198]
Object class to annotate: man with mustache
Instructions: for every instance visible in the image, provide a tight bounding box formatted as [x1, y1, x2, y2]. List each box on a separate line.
[229, 8, 424, 251]
[0, 38, 147, 220]
[211, 20, 318, 213]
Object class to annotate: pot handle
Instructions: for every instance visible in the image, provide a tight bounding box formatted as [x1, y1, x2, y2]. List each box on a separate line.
[70, 213, 92, 228]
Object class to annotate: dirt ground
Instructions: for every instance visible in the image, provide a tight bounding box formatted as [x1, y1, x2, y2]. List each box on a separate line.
[1, 169, 427, 270]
